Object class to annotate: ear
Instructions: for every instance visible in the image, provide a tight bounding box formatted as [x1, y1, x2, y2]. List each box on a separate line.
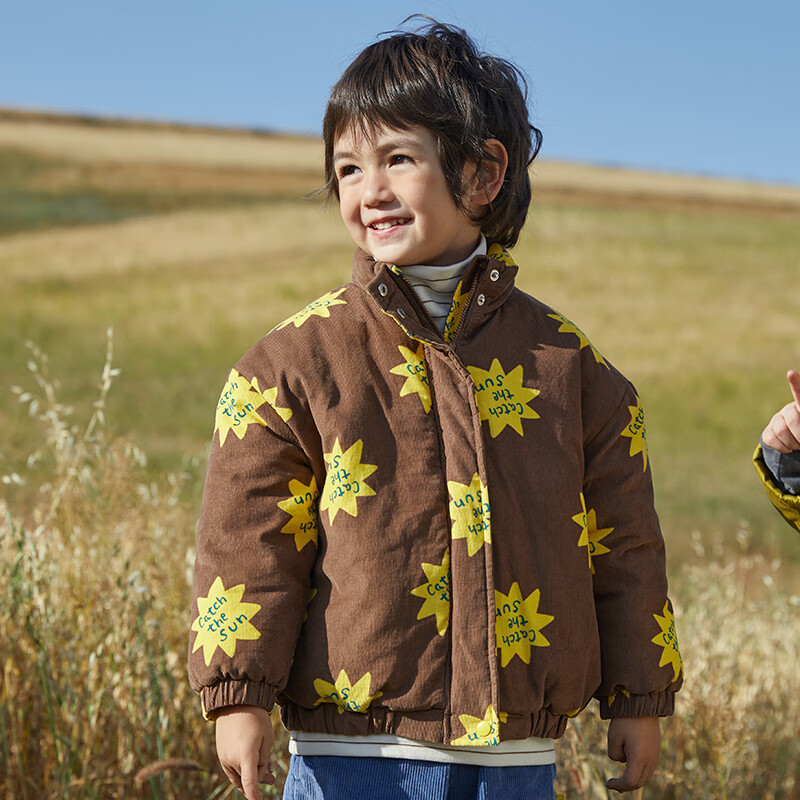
[467, 139, 509, 208]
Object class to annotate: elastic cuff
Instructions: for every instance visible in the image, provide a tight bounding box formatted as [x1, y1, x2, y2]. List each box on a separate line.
[598, 690, 676, 719]
[200, 679, 277, 720]
[753, 445, 800, 531]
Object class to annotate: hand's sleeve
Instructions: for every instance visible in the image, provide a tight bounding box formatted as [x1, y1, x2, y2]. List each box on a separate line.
[753, 443, 800, 532]
[582, 381, 683, 719]
[188, 368, 320, 718]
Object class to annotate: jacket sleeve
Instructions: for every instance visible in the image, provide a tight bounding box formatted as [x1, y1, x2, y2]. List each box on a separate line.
[582, 379, 683, 719]
[188, 367, 320, 718]
[753, 444, 800, 532]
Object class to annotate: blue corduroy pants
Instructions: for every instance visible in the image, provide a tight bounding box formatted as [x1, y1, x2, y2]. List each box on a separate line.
[283, 754, 557, 800]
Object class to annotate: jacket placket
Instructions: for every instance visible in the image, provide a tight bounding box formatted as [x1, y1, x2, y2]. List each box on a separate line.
[361, 253, 515, 744]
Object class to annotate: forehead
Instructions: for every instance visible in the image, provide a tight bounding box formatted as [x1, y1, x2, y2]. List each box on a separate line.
[332, 124, 437, 157]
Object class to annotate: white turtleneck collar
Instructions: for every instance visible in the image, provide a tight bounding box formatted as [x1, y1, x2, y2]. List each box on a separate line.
[397, 235, 487, 331]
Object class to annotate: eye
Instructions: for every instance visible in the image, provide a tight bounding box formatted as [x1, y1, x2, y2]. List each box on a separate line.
[337, 164, 360, 179]
[390, 154, 413, 166]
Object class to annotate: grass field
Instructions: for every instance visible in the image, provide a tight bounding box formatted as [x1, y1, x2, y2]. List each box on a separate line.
[2, 110, 800, 798]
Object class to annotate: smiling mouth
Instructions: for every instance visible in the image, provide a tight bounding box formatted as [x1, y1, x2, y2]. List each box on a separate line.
[370, 219, 411, 231]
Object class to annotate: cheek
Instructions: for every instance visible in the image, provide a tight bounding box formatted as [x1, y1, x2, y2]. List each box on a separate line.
[338, 193, 358, 225]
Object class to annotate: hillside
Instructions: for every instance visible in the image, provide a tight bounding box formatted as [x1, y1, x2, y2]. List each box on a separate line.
[1, 107, 799, 559]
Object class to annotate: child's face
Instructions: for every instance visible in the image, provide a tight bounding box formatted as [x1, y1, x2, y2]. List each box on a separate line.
[333, 124, 482, 266]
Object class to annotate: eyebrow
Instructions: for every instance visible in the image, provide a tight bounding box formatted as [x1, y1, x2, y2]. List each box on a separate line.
[332, 136, 423, 163]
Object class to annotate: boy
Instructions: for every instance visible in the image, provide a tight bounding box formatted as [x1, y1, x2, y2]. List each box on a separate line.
[189, 20, 682, 800]
[754, 369, 800, 531]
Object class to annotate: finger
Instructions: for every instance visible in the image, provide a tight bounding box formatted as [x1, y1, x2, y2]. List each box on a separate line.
[783, 404, 800, 444]
[241, 758, 262, 800]
[221, 763, 243, 791]
[768, 410, 800, 453]
[606, 756, 645, 793]
[258, 736, 276, 786]
[787, 370, 800, 409]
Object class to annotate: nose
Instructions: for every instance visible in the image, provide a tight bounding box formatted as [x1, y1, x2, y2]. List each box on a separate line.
[362, 168, 393, 207]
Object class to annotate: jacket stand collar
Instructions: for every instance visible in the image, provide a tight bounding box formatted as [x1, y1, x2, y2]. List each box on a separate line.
[352, 245, 519, 347]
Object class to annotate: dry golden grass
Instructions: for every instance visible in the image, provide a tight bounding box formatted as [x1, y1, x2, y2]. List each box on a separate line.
[0, 202, 348, 283]
[0, 113, 322, 173]
[3, 345, 799, 799]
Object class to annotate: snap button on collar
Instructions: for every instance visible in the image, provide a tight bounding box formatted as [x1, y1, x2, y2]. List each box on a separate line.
[477, 294, 486, 306]
[489, 269, 500, 281]
[378, 283, 388, 297]
[397, 308, 407, 319]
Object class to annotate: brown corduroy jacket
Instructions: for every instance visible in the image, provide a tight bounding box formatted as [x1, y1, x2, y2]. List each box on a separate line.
[188, 243, 683, 745]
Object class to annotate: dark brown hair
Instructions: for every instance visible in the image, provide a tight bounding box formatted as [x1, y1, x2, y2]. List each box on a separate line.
[322, 17, 542, 249]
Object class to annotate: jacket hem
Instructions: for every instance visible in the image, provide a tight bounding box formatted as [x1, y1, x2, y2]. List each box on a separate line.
[280, 703, 570, 742]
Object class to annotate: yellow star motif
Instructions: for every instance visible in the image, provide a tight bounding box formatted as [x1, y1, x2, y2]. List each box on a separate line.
[259, 382, 292, 423]
[277, 476, 320, 551]
[652, 601, 683, 682]
[214, 369, 270, 447]
[443, 281, 471, 343]
[389, 343, 431, 413]
[486, 242, 517, 267]
[410, 548, 451, 636]
[547, 311, 608, 367]
[448, 473, 491, 556]
[275, 288, 347, 330]
[313, 669, 382, 714]
[621, 395, 648, 471]
[320, 438, 377, 523]
[450, 704, 508, 746]
[468, 359, 540, 438]
[191, 577, 261, 666]
[495, 582, 554, 667]
[572, 492, 614, 573]
[608, 688, 631, 707]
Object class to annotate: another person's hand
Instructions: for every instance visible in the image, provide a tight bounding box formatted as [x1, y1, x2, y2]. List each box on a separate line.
[762, 370, 800, 454]
[214, 705, 275, 800]
[606, 716, 661, 793]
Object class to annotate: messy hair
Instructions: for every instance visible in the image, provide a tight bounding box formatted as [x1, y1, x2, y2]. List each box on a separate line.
[322, 17, 542, 249]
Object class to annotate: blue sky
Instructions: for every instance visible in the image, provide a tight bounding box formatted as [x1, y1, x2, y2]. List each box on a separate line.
[3, 0, 799, 185]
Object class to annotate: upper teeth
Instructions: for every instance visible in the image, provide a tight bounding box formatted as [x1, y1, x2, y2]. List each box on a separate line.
[373, 221, 396, 230]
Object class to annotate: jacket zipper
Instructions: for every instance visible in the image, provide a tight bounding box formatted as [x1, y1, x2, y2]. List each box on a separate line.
[393, 264, 486, 347]
[450, 266, 485, 347]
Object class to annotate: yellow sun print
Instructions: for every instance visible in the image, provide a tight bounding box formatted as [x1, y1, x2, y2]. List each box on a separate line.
[275, 288, 347, 330]
[410, 548, 451, 636]
[277, 476, 320, 551]
[215, 369, 270, 447]
[468, 359, 540, 438]
[389, 343, 432, 413]
[621, 395, 648, 471]
[486, 242, 517, 267]
[313, 669, 382, 714]
[259, 383, 292, 423]
[652, 601, 682, 682]
[547, 311, 608, 367]
[443, 281, 471, 343]
[572, 492, 614, 573]
[608, 688, 631, 707]
[320, 438, 377, 523]
[191, 577, 261, 666]
[495, 582, 554, 667]
[450, 704, 508, 746]
[448, 473, 491, 556]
